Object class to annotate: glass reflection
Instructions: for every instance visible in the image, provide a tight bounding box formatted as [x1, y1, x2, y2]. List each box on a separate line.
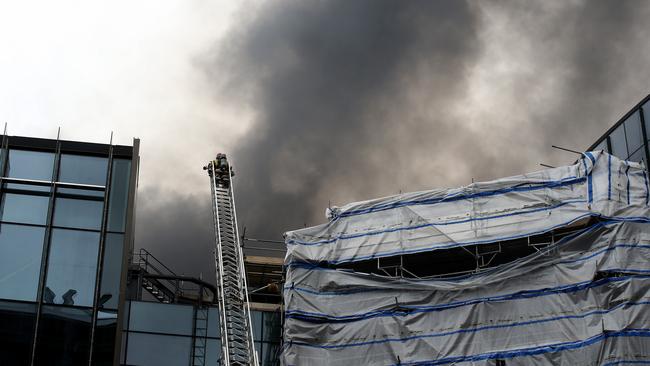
[126, 333, 192, 366]
[99, 233, 124, 309]
[53, 196, 103, 230]
[251, 310, 263, 340]
[0, 224, 45, 302]
[263, 312, 281, 342]
[58, 154, 108, 186]
[205, 339, 221, 366]
[92, 311, 118, 366]
[593, 139, 608, 153]
[128, 301, 193, 336]
[107, 159, 131, 232]
[45, 229, 99, 307]
[0, 301, 36, 366]
[33, 306, 92, 366]
[207, 307, 221, 338]
[7, 149, 54, 181]
[609, 124, 628, 159]
[0, 193, 49, 225]
[628, 147, 645, 163]
[624, 111, 644, 154]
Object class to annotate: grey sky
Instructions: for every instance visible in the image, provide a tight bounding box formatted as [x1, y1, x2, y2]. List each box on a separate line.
[1, 0, 649, 279]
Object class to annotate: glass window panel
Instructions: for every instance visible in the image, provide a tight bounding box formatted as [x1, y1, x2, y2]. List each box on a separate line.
[0, 301, 36, 366]
[263, 311, 281, 342]
[624, 111, 644, 155]
[58, 154, 108, 186]
[0, 224, 45, 302]
[0, 193, 49, 225]
[107, 159, 131, 232]
[593, 139, 608, 153]
[57, 187, 104, 198]
[4, 182, 50, 193]
[207, 307, 221, 338]
[7, 149, 54, 181]
[99, 233, 124, 310]
[628, 147, 646, 164]
[255, 342, 262, 363]
[128, 301, 193, 335]
[251, 310, 263, 340]
[91, 311, 118, 366]
[53, 197, 103, 230]
[34, 306, 92, 366]
[45, 229, 99, 307]
[609, 124, 628, 159]
[126, 333, 192, 366]
[205, 339, 221, 366]
[262, 342, 280, 366]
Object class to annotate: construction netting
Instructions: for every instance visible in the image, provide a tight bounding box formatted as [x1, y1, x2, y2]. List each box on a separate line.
[281, 151, 650, 365]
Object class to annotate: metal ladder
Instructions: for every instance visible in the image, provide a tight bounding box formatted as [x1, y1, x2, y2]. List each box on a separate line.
[192, 306, 209, 366]
[205, 154, 258, 366]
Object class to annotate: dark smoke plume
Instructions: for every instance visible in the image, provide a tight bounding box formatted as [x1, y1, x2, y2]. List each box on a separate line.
[136, 0, 650, 279]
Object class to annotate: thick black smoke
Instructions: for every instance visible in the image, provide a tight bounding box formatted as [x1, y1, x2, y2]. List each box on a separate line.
[136, 0, 650, 278]
[214, 0, 483, 240]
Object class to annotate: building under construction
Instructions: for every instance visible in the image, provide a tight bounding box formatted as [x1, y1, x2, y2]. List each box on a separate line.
[281, 94, 650, 365]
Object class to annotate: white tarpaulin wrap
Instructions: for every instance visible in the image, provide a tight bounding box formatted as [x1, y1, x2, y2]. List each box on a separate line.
[282, 152, 650, 365]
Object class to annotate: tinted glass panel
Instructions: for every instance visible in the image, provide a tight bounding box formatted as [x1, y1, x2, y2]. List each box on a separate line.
[262, 342, 280, 366]
[58, 154, 108, 185]
[34, 306, 92, 366]
[609, 124, 628, 159]
[92, 311, 118, 366]
[0, 193, 49, 225]
[126, 333, 192, 366]
[207, 307, 221, 338]
[7, 149, 54, 181]
[205, 339, 221, 366]
[593, 139, 608, 153]
[45, 229, 99, 307]
[263, 311, 281, 342]
[251, 310, 263, 340]
[107, 159, 131, 232]
[628, 147, 646, 163]
[57, 187, 104, 198]
[4, 182, 50, 193]
[0, 301, 36, 366]
[624, 111, 644, 155]
[99, 233, 124, 309]
[128, 301, 193, 335]
[0, 224, 45, 301]
[53, 196, 103, 230]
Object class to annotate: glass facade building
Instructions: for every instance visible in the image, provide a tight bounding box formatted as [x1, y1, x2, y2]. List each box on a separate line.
[0, 133, 283, 366]
[0, 135, 139, 366]
[120, 301, 281, 366]
[588, 94, 650, 165]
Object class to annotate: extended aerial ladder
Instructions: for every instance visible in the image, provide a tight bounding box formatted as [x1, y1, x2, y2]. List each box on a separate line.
[204, 154, 258, 366]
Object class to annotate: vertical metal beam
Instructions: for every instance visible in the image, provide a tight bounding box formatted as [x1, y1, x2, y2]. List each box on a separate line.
[30, 137, 61, 366]
[88, 140, 115, 365]
[113, 138, 140, 366]
[639, 106, 650, 170]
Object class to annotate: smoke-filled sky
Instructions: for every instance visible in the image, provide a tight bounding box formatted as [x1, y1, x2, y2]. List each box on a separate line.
[1, 0, 650, 280]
